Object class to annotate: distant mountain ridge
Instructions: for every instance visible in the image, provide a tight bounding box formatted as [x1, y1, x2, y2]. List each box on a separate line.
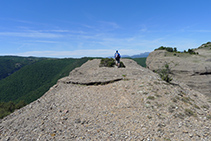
[115, 52, 150, 58]
[130, 52, 150, 58]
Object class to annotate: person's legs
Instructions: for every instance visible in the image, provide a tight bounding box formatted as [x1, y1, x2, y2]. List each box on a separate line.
[117, 59, 120, 68]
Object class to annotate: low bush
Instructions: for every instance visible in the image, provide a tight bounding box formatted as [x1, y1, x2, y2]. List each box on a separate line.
[0, 100, 27, 119]
[158, 63, 172, 83]
[99, 58, 115, 67]
[185, 109, 197, 117]
[155, 46, 175, 52]
[99, 58, 126, 68]
[119, 61, 126, 68]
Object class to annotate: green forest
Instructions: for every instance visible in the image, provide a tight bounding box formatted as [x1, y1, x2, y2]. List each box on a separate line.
[0, 56, 146, 119]
[132, 58, 146, 67]
[0, 56, 46, 80]
[0, 57, 89, 118]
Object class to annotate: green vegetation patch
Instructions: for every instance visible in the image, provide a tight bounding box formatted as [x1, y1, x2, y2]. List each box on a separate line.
[201, 105, 210, 110]
[181, 97, 193, 105]
[207, 114, 211, 120]
[147, 96, 155, 100]
[0, 56, 45, 80]
[0, 100, 26, 119]
[132, 58, 146, 67]
[155, 46, 198, 55]
[0, 57, 89, 119]
[199, 41, 211, 48]
[119, 61, 126, 68]
[158, 63, 172, 83]
[99, 58, 125, 68]
[0, 58, 89, 104]
[99, 58, 115, 67]
[184, 108, 197, 117]
[155, 46, 177, 52]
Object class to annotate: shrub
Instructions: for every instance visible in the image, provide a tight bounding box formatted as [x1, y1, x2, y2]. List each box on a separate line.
[188, 49, 196, 54]
[147, 96, 155, 100]
[119, 61, 126, 68]
[194, 104, 200, 109]
[0, 100, 27, 119]
[185, 109, 197, 117]
[158, 63, 172, 83]
[0, 108, 10, 119]
[155, 46, 178, 53]
[201, 105, 210, 109]
[15, 100, 27, 109]
[99, 58, 126, 68]
[207, 114, 211, 120]
[99, 58, 115, 67]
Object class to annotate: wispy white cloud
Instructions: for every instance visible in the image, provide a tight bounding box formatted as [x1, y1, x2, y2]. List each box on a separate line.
[13, 50, 115, 58]
[0, 31, 63, 38]
[32, 40, 59, 43]
[98, 21, 120, 29]
[139, 24, 148, 32]
[11, 48, 147, 58]
[41, 30, 70, 33]
[2, 18, 204, 58]
[188, 30, 211, 33]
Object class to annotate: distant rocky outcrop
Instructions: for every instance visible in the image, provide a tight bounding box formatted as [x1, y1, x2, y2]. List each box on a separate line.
[146, 45, 211, 97]
[0, 59, 211, 140]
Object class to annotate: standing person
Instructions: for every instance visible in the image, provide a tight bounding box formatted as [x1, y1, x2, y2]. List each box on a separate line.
[114, 50, 121, 68]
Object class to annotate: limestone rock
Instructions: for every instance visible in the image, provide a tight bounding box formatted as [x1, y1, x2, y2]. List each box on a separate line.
[146, 48, 211, 97]
[0, 59, 211, 140]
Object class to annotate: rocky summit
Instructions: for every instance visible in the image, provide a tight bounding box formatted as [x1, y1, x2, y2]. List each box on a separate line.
[0, 59, 211, 140]
[146, 46, 211, 97]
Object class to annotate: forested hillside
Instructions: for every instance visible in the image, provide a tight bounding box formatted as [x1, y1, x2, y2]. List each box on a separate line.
[0, 56, 45, 80]
[132, 57, 146, 67]
[0, 57, 89, 118]
[0, 57, 89, 103]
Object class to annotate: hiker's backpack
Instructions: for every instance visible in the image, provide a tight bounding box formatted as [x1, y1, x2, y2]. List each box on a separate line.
[115, 53, 120, 60]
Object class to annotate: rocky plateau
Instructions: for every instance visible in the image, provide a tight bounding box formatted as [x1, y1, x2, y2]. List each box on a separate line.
[146, 45, 211, 97]
[0, 59, 211, 140]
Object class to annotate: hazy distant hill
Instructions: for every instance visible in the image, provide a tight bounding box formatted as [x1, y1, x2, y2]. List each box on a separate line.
[130, 52, 150, 58]
[111, 52, 150, 58]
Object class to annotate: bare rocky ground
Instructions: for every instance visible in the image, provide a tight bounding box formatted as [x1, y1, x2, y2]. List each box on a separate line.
[0, 59, 211, 141]
[146, 47, 211, 97]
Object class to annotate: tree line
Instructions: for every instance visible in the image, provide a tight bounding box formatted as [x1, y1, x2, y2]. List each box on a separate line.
[155, 46, 198, 54]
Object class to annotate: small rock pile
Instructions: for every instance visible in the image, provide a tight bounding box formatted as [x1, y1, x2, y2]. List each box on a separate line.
[0, 59, 211, 140]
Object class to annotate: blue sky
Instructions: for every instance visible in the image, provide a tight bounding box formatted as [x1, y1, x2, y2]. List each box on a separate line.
[0, 0, 211, 58]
